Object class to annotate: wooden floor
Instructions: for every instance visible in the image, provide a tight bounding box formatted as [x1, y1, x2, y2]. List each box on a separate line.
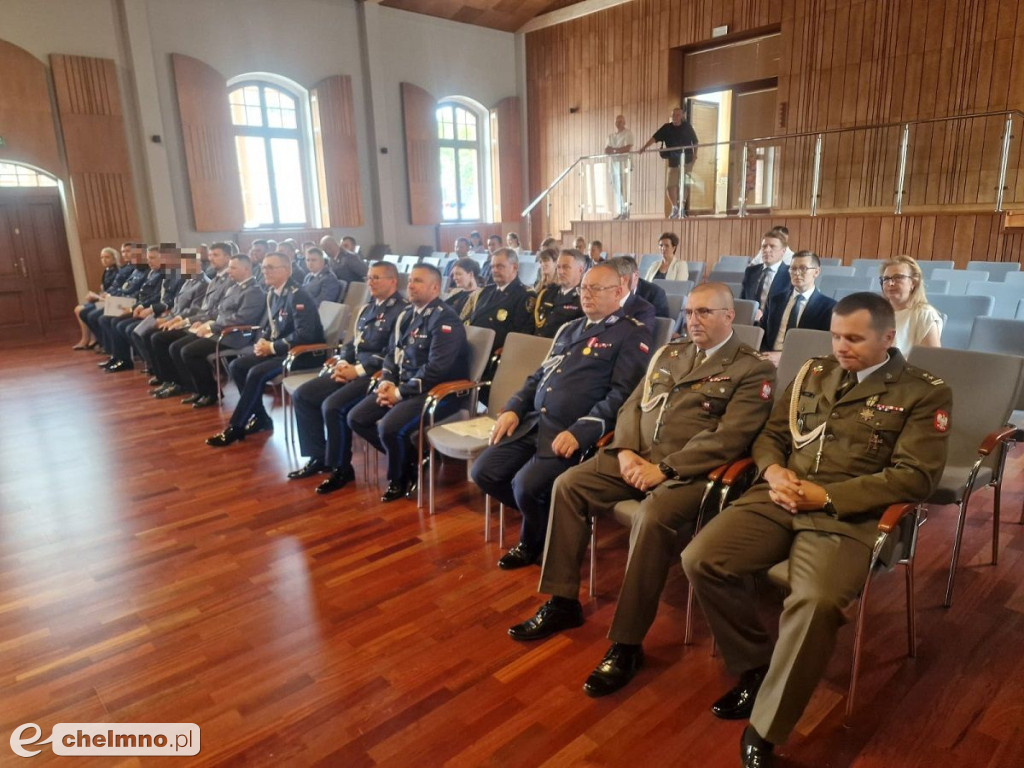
[2, 338, 1024, 767]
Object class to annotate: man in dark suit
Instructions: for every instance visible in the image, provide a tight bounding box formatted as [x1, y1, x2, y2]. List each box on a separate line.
[758, 250, 836, 353]
[741, 231, 791, 320]
[288, 261, 408, 493]
[607, 256, 661, 328]
[466, 248, 536, 353]
[472, 261, 653, 568]
[348, 265, 469, 502]
[324, 234, 368, 285]
[534, 248, 586, 338]
[301, 246, 342, 305]
[206, 252, 325, 446]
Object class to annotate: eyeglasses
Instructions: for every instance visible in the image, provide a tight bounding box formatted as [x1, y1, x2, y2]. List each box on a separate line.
[789, 266, 819, 275]
[579, 284, 620, 295]
[880, 274, 915, 285]
[683, 307, 730, 319]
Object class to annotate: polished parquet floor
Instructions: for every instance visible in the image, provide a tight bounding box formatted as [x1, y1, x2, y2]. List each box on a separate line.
[1, 339, 1023, 767]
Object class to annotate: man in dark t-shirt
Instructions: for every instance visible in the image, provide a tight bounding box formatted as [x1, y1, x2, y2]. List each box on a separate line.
[641, 107, 699, 219]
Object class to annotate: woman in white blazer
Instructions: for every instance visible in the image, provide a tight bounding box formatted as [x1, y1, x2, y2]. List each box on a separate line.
[644, 231, 689, 282]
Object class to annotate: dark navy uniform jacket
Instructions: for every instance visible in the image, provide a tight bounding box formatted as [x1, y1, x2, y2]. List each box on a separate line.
[467, 277, 536, 349]
[622, 291, 657, 329]
[107, 263, 136, 294]
[165, 273, 208, 319]
[150, 270, 184, 315]
[302, 268, 342, 306]
[534, 284, 584, 339]
[135, 268, 165, 308]
[636, 277, 671, 318]
[343, 292, 408, 375]
[332, 251, 368, 285]
[100, 265, 119, 293]
[210, 277, 266, 334]
[504, 313, 652, 457]
[383, 298, 468, 399]
[110, 266, 150, 298]
[262, 280, 324, 354]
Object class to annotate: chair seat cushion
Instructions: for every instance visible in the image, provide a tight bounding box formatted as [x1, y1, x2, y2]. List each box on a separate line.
[428, 416, 496, 460]
[612, 499, 641, 528]
[927, 464, 994, 506]
[282, 372, 319, 395]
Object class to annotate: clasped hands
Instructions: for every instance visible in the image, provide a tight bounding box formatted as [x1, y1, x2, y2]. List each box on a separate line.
[253, 338, 274, 357]
[331, 361, 359, 383]
[376, 380, 400, 407]
[488, 412, 579, 458]
[763, 464, 827, 514]
[617, 450, 667, 492]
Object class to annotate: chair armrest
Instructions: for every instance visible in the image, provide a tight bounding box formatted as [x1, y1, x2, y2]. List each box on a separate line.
[427, 379, 478, 402]
[287, 343, 334, 358]
[720, 457, 757, 485]
[218, 325, 262, 336]
[877, 502, 918, 534]
[595, 431, 614, 449]
[978, 425, 1018, 456]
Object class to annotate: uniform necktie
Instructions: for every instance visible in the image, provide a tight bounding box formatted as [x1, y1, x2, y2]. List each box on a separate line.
[691, 349, 707, 373]
[756, 266, 771, 306]
[787, 293, 805, 330]
[836, 370, 857, 399]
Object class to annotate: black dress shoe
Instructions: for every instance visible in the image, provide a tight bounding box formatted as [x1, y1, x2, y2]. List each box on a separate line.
[316, 465, 356, 494]
[288, 458, 327, 480]
[380, 481, 409, 503]
[148, 377, 162, 387]
[497, 543, 541, 570]
[152, 383, 182, 399]
[244, 414, 274, 435]
[583, 643, 644, 698]
[206, 425, 245, 447]
[740, 725, 774, 768]
[192, 395, 217, 408]
[181, 393, 201, 405]
[712, 665, 769, 720]
[508, 598, 584, 641]
[105, 360, 134, 373]
[97, 357, 115, 367]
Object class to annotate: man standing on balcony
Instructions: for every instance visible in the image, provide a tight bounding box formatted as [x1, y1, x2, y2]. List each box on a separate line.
[640, 107, 699, 219]
[606, 114, 635, 220]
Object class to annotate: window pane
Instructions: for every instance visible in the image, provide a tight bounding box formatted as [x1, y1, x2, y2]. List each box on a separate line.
[277, 91, 295, 110]
[280, 107, 297, 130]
[270, 138, 307, 224]
[436, 106, 454, 141]
[235, 136, 273, 227]
[439, 147, 458, 221]
[455, 108, 476, 142]
[242, 86, 261, 107]
[457, 148, 479, 220]
[267, 107, 283, 129]
[264, 88, 280, 109]
[246, 106, 263, 127]
[0, 162, 56, 187]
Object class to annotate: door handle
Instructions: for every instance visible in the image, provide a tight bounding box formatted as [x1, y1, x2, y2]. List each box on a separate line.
[19, 257, 27, 278]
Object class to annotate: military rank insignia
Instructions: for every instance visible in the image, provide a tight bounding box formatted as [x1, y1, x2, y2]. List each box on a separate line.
[496, 309, 508, 321]
[759, 381, 772, 400]
[934, 410, 949, 432]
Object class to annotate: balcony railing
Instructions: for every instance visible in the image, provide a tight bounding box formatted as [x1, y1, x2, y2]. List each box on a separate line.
[523, 110, 1024, 233]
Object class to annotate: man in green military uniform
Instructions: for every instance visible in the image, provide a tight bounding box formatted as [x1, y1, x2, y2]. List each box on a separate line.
[682, 292, 953, 768]
[507, 283, 777, 699]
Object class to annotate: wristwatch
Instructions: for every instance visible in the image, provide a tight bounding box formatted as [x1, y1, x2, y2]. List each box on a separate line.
[822, 492, 838, 519]
[658, 462, 678, 480]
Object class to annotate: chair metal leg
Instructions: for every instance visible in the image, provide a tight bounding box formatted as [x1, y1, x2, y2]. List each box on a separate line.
[905, 559, 917, 658]
[484, 495, 491, 543]
[684, 583, 696, 645]
[944, 495, 972, 608]
[588, 518, 597, 599]
[846, 573, 874, 720]
[498, 504, 505, 549]
[428, 445, 437, 515]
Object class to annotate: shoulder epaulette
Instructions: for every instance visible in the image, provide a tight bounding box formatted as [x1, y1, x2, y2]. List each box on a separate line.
[737, 345, 770, 360]
[904, 364, 945, 386]
[628, 316, 644, 327]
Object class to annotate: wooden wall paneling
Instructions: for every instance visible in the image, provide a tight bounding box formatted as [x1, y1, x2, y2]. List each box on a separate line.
[50, 54, 141, 290]
[170, 53, 244, 232]
[400, 82, 440, 227]
[492, 97, 522, 224]
[310, 75, 363, 228]
[0, 41, 62, 177]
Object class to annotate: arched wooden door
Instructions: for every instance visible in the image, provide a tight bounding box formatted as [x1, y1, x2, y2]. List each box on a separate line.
[0, 186, 76, 342]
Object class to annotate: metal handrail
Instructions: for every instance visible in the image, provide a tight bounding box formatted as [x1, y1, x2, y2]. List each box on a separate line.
[523, 108, 1024, 218]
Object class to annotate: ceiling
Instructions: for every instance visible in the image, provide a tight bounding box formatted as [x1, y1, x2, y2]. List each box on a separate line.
[378, 0, 589, 33]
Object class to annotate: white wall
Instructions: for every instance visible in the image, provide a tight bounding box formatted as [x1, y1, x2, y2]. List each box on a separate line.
[0, 0, 119, 62]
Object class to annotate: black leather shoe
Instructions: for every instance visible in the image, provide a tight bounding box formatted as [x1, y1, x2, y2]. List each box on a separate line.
[583, 643, 644, 698]
[152, 383, 181, 399]
[316, 465, 356, 494]
[97, 357, 115, 367]
[508, 598, 584, 641]
[288, 458, 328, 480]
[244, 414, 274, 435]
[712, 665, 769, 720]
[105, 360, 134, 373]
[206, 425, 245, 447]
[192, 395, 217, 408]
[181, 394, 201, 405]
[497, 543, 541, 570]
[148, 377, 162, 387]
[740, 725, 774, 768]
[380, 481, 409, 503]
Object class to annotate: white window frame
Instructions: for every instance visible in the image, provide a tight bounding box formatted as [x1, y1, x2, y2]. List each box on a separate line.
[436, 95, 492, 223]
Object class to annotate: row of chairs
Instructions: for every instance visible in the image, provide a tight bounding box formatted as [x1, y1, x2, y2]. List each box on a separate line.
[714, 255, 1022, 281]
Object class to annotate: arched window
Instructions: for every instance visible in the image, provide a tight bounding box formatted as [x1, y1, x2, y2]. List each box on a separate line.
[229, 79, 311, 228]
[436, 98, 488, 222]
[0, 162, 57, 188]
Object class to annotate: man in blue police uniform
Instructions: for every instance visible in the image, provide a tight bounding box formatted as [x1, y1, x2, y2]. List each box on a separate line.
[534, 249, 586, 338]
[508, 283, 777, 701]
[91, 244, 150, 361]
[101, 246, 167, 372]
[288, 261, 408, 493]
[301, 246, 343, 306]
[472, 261, 653, 568]
[607, 256, 663, 328]
[348, 264, 469, 502]
[206, 252, 324, 446]
[170, 253, 266, 408]
[150, 243, 234, 399]
[466, 248, 536, 353]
